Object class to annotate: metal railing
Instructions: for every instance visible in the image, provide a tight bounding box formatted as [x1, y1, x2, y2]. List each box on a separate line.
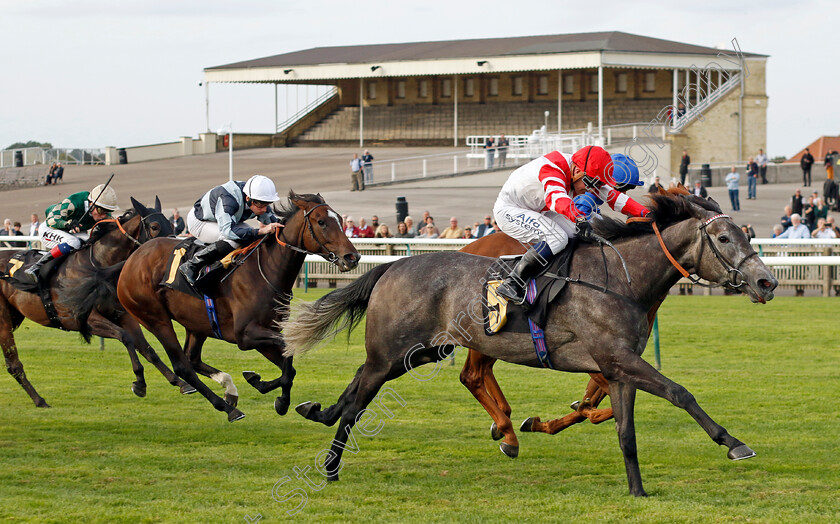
[276, 88, 338, 133]
[672, 71, 742, 132]
[0, 147, 106, 167]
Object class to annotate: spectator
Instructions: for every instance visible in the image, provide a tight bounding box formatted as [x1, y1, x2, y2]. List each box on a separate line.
[439, 217, 464, 239]
[169, 208, 186, 235]
[780, 205, 793, 231]
[370, 215, 380, 230]
[357, 218, 374, 238]
[476, 214, 495, 237]
[803, 192, 817, 230]
[394, 222, 412, 238]
[462, 227, 475, 239]
[497, 134, 510, 167]
[53, 163, 64, 183]
[404, 216, 419, 236]
[771, 224, 784, 238]
[423, 216, 438, 236]
[420, 210, 431, 225]
[725, 167, 740, 211]
[484, 137, 495, 169]
[11, 222, 25, 247]
[350, 154, 364, 191]
[0, 218, 12, 241]
[374, 224, 393, 238]
[648, 175, 665, 193]
[45, 163, 57, 185]
[344, 217, 360, 238]
[417, 224, 439, 239]
[825, 150, 838, 181]
[362, 149, 374, 185]
[746, 157, 758, 199]
[826, 216, 840, 238]
[811, 218, 836, 239]
[679, 150, 690, 186]
[791, 189, 805, 216]
[692, 180, 708, 198]
[677, 102, 686, 117]
[776, 213, 810, 239]
[29, 213, 40, 236]
[814, 197, 829, 225]
[801, 148, 814, 187]
[756, 148, 769, 184]
[740, 224, 755, 240]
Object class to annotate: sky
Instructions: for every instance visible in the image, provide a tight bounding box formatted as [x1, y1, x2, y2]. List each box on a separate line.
[1, 0, 836, 158]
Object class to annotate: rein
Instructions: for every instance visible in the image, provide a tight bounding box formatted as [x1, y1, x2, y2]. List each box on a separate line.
[92, 210, 167, 248]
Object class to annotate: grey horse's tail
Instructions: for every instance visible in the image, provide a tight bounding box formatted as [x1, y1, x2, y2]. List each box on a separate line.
[58, 261, 125, 343]
[283, 262, 395, 357]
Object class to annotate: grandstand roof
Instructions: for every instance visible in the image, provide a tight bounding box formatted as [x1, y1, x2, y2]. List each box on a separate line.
[204, 31, 765, 84]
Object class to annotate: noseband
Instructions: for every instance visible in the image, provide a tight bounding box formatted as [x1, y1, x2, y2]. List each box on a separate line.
[93, 210, 168, 247]
[274, 203, 341, 265]
[651, 214, 758, 289]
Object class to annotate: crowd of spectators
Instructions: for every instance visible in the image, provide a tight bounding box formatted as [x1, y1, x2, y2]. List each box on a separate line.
[770, 188, 837, 238]
[342, 210, 499, 240]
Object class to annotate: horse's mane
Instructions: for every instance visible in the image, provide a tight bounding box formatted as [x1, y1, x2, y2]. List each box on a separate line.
[592, 187, 723, 240]
[83, 208, 137, 246]
[273, 192, 326, 223]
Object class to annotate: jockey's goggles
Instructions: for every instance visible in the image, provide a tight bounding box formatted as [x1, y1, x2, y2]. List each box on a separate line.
[250, 199, 271, 207]
[93, 206, 110, 214]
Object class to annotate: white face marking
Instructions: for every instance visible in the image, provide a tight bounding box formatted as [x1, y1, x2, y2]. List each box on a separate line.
[327, 210, 342, 228]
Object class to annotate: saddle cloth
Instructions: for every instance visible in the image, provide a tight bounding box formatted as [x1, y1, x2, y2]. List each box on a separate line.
[482, 238, 577, 336]
[0, 250, 61, 293]
[160, 237, 257, 299]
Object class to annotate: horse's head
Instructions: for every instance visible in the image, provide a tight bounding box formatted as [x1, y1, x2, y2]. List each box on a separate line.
[127, 196, 174, 243]
[679, 195, 778, 303]
[287, 191, 360, 271]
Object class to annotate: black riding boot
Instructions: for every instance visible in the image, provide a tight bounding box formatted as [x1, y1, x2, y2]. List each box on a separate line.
[23, 251, 55, 283]
[495, 248, 552, 305]
[179, 241, 235, 286]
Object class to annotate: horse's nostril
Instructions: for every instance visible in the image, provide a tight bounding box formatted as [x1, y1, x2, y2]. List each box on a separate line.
[759, 279, 775, 290]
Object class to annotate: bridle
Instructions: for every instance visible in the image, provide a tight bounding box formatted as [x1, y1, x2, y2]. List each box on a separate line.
[92, 209, 168, 247]
[274, 202, 342, 265]
[649, 213, 759, 289]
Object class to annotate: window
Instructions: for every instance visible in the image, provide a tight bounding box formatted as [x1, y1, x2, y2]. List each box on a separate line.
[563, 75, 574, 94]
[589, 73, 599, 93]
[396, 80, 406, 99]
[616, 72, 628, 93]
[367, 81, 377, 100]
[512, 76, 523, 96]
[538, 75, 549, 95]
[418, 79, 428, 98]
[464, 78, 474, 97]
[644, 72, 656, 92]
[441, 78, 451, 97]
[488, 77, 499, 96]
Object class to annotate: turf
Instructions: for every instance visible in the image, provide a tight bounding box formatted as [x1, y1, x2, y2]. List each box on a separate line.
[0, 294, 838, 523]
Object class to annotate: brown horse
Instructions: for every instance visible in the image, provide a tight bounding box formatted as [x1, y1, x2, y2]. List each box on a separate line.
[0, 197, 188, 407]
[114, 192, 360, 421]
[459, 232, 664, 446]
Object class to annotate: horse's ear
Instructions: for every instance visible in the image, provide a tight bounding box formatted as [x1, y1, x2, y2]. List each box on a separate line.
[130, 196, 149, 215]
[155, 196, 162, 211]
[288, 189, 299, 201]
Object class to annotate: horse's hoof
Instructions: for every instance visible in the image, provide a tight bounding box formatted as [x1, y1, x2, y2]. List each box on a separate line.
[180, 384, 197, 395]
[228, 408, 246, 422]
[274, 397, 290, 416]
[499, 442, 519, 459]
[224, 394, 239, 408]
[295, 401, 320, 419]
[570, 400, 581, 410]
[327, 475, 339, 482]
[132, 383, 147, 398]
[520, 417, 538, 432]
[35, 400, 51, 408]
[727, 444, 756, 461]
[243, 371, 262, 386]
[490, 422, 503, 441]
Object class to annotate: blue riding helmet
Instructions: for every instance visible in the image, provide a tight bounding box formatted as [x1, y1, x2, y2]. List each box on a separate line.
[611, 153, 643, 192]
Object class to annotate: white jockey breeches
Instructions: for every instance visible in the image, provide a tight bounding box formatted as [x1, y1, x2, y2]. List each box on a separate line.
[38, 222, 84, 250]
[187, 208, 239, 247]
[493, 198, 576, 254]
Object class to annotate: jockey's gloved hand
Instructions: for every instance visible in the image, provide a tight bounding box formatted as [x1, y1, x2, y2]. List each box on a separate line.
[67, 220, 80, 233]
[572, 193, 600, 219]
[575, 216, 598, 243]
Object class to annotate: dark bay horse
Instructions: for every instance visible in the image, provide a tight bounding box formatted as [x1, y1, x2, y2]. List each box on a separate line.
[114, 192, 359, 422]
[0, 198, 186, 407]
[283, 192, 777, 496]
[460, 230, 663, 446]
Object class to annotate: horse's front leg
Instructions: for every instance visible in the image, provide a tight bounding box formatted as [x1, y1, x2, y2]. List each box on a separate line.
[184, 332, 239, 407]
[239, 324, 295, 415]
[599, 349, 753, 495]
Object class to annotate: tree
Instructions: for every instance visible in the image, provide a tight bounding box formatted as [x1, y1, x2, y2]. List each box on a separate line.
[4, 141, 53, 150]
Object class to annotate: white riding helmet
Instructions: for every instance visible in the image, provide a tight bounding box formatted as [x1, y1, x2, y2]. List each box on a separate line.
[243, 175, 279, 202]
[88, 184, 120, 211]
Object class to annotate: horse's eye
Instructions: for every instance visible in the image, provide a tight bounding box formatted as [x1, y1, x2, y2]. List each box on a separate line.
[719, 235, 729, 244]
[318, 219, 325, 227]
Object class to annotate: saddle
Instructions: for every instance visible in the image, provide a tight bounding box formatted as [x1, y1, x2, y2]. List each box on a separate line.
[483, 238, 577, 336]
[160, 237, 256, 299]
[1, 250, 62, 293]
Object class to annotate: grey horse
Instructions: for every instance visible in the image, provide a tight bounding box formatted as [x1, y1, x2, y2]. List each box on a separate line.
[282, 192, 778, 497]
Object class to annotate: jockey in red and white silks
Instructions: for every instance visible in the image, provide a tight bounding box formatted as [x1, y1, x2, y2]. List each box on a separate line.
[493, 145, 649, 305]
